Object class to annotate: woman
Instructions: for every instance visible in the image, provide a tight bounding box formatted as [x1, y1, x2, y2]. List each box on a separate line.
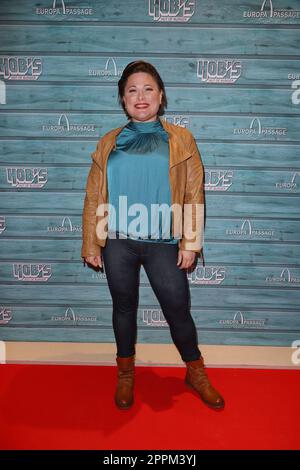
[82, 61, 224, 410]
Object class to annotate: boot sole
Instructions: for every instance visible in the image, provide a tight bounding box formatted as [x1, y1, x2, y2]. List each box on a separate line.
[185, 380, 225, 410]
[115, 398, 134, 410]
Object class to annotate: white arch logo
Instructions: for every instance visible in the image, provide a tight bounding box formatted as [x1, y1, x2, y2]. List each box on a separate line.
[291, 172, 300, 185]
[280, 268, 291, 283]
[105, 57, 118, 77]
[233, 311, 244, 325]
[58, 114, 70, 131]
[249, 117, 262, 135]
[261, 0, 274, 17]
[64, 307, 76, 322]
[52, 0, 66, 14]
[240, 219, 252, 236]
[61, 216, 73, 231]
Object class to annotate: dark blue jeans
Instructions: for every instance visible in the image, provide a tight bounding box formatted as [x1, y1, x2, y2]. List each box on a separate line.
[102, 236, 201, 362]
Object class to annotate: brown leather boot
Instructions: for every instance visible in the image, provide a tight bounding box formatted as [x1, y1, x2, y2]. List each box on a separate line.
[185, 357, 225, 409]
[115, 355, 135, 410]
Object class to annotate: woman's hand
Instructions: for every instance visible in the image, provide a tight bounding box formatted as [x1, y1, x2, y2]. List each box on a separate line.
[84, 255, 102, 268]
[177, 249, 196, 269]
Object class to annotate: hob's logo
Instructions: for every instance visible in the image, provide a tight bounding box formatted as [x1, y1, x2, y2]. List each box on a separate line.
[164, 115, 189, 127]
[6, 167, 48, 188]
[142, 309, 167, 327]
[0, 56, 42, 81]
[13, 263, 52, 282]
[205, 169, 233, 191]
[188, 266, 226, 285]
[149, 0, 195, 22]
[197, 59, 242, 83]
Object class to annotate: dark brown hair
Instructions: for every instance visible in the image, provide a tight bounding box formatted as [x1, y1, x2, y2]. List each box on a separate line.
[118, 60, 168, 119]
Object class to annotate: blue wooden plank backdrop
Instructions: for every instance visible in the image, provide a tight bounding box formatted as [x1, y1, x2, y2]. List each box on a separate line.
[1, 141, 299, 167]
[0, 0, 299, 348]
[0, 56, 299, 85]
[1, 215, 300, 241]
[0, 0, 300, 24]
[0, 25, 299, 55]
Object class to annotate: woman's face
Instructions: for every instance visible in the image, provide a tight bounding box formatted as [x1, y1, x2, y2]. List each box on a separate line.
[122, 72, 163, 122]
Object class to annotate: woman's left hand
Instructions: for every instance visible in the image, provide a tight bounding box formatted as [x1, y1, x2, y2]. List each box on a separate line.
[177, 249, 196, 269]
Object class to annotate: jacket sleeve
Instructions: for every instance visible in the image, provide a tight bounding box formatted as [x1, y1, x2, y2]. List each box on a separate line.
[179, 133, 205, 254]
[81, 142, 102, 258]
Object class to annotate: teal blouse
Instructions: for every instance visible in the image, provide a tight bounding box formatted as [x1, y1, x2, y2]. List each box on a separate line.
[107, 118, 178, 244]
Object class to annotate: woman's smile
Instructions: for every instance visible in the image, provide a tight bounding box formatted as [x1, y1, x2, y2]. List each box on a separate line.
[135, 103, 149, 108]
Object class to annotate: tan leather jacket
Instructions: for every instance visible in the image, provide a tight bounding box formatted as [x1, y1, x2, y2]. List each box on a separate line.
[81, 117, 205, 258]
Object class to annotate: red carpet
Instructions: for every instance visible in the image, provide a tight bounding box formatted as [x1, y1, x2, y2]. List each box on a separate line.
[0, 364, 299, 450]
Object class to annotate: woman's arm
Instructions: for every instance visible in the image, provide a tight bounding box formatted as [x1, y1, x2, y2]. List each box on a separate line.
[81, 142, 103, 261]
[179, 133, 205, 254]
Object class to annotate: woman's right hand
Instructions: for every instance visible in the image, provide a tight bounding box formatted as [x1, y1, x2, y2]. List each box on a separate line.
[84, 255, 102, 268]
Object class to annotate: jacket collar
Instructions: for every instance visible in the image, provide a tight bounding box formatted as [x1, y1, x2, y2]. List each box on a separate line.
[95, 116, 191, 168]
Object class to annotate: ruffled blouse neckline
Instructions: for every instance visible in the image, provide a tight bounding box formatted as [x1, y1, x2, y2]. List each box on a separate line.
[125, 119, 163, 133]
[115, 118, 169, 154]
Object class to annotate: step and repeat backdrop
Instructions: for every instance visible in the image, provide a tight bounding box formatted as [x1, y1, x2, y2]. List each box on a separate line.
[0, 0, 300, 350]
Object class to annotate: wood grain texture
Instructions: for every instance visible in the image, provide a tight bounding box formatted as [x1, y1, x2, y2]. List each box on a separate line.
[0, 0, 299, 347]
[0, 0, 300, 24]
